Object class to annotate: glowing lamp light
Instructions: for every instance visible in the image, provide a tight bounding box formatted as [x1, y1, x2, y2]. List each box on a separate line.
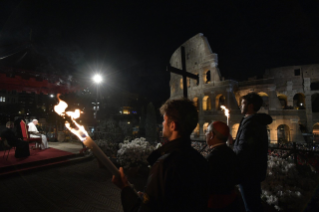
[92, 74, 102, 84]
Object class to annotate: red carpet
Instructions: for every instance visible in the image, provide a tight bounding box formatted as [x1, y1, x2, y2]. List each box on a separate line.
[0, 145, 76, 175]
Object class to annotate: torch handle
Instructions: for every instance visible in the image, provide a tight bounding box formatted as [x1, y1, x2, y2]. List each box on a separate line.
[83, 137, 120, 179]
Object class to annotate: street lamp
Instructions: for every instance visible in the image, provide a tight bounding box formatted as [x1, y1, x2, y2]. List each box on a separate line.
[92, 74, 102, 84]
[92, 74, 103, 119]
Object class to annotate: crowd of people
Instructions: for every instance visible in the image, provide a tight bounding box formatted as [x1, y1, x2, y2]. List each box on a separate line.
[0, 118, 49, 158]
[112, 92, 272, 212]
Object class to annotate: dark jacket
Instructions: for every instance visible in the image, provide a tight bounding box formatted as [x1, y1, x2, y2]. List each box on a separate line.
[1, 128, 19, 147]
[233, 113, 272, 182]
[121, 137, 209, 212]
[206, 144, 238, 195]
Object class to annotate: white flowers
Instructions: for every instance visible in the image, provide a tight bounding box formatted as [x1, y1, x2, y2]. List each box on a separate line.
[261, 156, 319, 211]
[117, 137, 155, 169]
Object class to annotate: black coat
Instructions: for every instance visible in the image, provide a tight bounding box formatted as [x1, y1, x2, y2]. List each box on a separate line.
[233, 113, 272, 182]
[206, 144, 238, 194]
[1, 128, 20, 147]
[121, 137, 209, 212]
[0, 128, 30, 158]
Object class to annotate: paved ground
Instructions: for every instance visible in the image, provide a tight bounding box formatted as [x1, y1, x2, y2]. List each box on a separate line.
[0, 158, 148, 212]
[48, 140, 84, 154]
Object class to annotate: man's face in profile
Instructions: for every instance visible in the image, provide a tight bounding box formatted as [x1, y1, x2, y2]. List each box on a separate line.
[241, 99, 248, 115]
[162, 114, 172, 140]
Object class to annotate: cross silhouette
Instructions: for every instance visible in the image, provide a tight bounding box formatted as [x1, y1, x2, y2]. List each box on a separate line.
[167, 46, 199, 98]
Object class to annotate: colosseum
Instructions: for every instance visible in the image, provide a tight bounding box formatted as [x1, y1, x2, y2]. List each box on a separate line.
[169, 33, 319, 144]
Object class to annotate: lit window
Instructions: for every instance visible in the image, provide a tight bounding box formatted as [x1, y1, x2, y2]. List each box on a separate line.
[123, 110, 130, 114]
[127, 122, 130, 124]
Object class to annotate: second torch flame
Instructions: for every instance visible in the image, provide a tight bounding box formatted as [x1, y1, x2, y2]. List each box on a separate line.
[220, 105, 229, 126]
[54, 94, 120, 178]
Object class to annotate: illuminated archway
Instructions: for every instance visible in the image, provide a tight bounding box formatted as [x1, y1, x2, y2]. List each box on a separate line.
[215, 94, 226, 110]
[277, 124, 290, 143]
[203, 96, 211, 111]
[313, 123, 319, 143]
[277, 94, 287, 109]
[193, 97, 199, 111]
[293, 93, 305, 110]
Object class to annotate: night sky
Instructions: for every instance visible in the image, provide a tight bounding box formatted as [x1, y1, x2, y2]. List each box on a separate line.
[1, 0, 319, 104]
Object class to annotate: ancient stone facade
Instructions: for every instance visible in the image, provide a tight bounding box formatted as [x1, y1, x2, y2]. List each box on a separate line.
[169, 33, 319, 143]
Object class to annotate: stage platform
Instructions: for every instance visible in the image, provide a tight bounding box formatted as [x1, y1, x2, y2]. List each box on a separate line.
[0, 141, 92, 177]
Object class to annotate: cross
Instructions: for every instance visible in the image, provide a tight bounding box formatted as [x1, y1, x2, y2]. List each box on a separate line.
[167, 46, 199, 98]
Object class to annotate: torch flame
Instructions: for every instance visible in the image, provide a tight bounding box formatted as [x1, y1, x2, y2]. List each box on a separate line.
[220, 105, 229, 117]
[54, 94, 88, 142]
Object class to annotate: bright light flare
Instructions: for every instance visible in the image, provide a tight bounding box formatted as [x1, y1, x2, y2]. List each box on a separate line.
[54, 94, 88, 141]
[220, 105, 229, 117]
[92, 74, 102, 84]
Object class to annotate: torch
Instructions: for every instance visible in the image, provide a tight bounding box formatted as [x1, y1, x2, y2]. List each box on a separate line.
[220, 105, 229, 126]
[54, 94, 120, 179]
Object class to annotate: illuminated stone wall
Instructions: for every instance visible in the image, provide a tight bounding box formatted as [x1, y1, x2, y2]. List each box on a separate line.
[169, 33, 319, 143]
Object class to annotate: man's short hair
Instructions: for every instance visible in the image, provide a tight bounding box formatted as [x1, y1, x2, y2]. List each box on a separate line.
[209, 121, 229, 142]
[32, 119, 38, 123]
[6, 121, 14, 127]
[242, 92, 263, 112]
[160, 98, 198, 137]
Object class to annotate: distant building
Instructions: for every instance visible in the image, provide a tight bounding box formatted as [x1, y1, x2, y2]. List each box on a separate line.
[169, 33, 319, 144]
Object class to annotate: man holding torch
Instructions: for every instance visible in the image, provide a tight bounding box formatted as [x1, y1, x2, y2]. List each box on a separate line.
[112, 98, 209, 212]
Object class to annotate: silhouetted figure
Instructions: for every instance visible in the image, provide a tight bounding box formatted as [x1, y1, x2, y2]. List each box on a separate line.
[233, 93, 272, 212]
[1, 121, 30, 158]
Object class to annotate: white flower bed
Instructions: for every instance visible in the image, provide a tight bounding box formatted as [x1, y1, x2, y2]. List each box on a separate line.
[117, 137, 155, 169]
[262, 156, 319, 211]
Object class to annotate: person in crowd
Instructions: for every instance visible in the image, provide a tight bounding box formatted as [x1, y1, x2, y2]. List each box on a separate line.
[205, 121, 242, 211]
[14, 116, 26, 140]
[0, 121, 30, 158]
[28, 119, 49, 150]
[233, 92, 273, 211]
[112, 98, 209, 212]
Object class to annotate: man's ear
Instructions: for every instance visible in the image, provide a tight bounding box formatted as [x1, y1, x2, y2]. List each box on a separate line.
[248, 103, 255, 112]
[169, 121, 176, 131]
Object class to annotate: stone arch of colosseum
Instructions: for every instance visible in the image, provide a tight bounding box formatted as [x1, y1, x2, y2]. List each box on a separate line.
[277, 124, 291, 143]
[215, 93, 226, 110]
[313, 123, 319, 143]
[293, 92, 306, 110]
[202, 95, 211, 111]
[277, 93, 288, 109]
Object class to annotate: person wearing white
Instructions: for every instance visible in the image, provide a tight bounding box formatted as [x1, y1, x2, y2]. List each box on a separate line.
[28, 119, 49, 150]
